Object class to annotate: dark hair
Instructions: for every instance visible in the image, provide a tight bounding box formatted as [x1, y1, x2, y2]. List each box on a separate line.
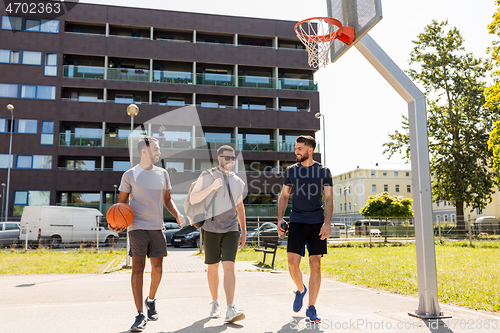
[217, 145, 235, 156]
[296, 135, 316, 150]
[137, 136, 158, 154]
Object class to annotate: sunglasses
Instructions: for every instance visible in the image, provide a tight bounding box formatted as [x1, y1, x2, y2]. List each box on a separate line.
[220, 156, 236, 161]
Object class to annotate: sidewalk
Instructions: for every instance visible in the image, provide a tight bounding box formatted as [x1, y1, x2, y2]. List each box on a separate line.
[0, 248, 498, 333]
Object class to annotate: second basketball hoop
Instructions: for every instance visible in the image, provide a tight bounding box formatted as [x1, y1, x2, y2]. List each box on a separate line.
[294, 17, 355, 68]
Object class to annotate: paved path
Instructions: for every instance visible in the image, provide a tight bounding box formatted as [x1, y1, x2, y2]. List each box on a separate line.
[0, 248, 499, 333]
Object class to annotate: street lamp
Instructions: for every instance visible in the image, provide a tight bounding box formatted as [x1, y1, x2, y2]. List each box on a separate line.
[5, 104, 14, 221]
[344, 186, 350, 239]
[125, 104, 138, 268]
[314, 112, 326, 165]
[1, 183, 5, 221]
[113, 185, 118, 204]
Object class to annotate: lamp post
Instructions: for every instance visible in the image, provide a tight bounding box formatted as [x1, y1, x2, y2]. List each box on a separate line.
[5, 104, 14, 221]
[344, 186, 350, 239]
[1, 183, 5, 221]
[125, 104, 139, 268]
[113, 185, 118, 204]
[314, 112, 326, 165]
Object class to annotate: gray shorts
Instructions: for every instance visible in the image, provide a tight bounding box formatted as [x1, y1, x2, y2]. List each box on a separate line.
[129, 229, 168, 258]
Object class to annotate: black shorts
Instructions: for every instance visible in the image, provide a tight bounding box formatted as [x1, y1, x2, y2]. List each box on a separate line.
[203, 230, 240, 265]
[129, 229, 168, 258]
[287, 222, 327, 257]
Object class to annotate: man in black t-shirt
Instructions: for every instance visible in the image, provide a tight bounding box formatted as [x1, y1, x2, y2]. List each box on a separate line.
[277, 135, 333, 324]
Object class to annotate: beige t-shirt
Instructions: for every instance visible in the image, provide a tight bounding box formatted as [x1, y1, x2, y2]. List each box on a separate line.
[119, 165, 172, 231]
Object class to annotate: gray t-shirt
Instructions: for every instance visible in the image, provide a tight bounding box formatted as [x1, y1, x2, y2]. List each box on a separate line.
[119, 165, 172, 231]
[201, 168, 246, 233]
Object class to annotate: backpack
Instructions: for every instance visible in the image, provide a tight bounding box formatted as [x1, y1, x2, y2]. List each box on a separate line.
[184, 168, 220, 228]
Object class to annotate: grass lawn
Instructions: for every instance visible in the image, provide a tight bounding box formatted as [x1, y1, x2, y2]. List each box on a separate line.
[0, 248, 126, 274]
[236, 241, 500, 312]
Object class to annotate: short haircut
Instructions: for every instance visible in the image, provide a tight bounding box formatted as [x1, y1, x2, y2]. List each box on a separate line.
[296, 135, 316, 150]
[137, 136, 158, 154]
[217, 145, 235, 156]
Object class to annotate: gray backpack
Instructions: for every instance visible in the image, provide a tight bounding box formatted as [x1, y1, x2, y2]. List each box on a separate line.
[184, 168, 219, 228]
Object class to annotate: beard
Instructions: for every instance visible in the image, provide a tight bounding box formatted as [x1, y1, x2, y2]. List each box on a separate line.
[221, 161, 234, 171]
[296, 152, 309, 162]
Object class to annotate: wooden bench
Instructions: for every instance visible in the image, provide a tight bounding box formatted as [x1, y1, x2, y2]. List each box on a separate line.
[254, 238, 279, 269]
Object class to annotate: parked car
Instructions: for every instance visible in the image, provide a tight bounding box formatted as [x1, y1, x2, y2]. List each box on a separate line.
[171, 225, 200, 248]
[246, 222, 277, 240]
[164, 222, 181, 245]
[0, 221, 20, 246]
[246, 226, 279, 243]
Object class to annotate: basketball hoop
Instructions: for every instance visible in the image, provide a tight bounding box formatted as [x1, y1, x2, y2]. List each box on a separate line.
[294, 17, 355, 68]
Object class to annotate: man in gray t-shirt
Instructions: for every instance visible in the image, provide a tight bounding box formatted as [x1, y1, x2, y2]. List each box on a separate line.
[111, 136, 184, 332]
[189, 145, 246, 323]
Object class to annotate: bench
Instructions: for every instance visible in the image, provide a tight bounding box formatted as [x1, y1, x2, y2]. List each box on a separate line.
[254, 238, 279, 269]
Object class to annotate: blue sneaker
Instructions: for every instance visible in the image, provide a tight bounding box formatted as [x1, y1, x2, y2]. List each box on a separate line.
[293, 284, 307, 312]
[306, 305, 321, 323]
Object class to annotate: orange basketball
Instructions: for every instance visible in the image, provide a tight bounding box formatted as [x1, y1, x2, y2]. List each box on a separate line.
[107, 203, 134, 229]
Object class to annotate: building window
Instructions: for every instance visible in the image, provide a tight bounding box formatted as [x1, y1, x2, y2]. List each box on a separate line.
[13, 190, 50, 216]
[113, 160, 129, 171]
[241, 100, 267, 110]
[0, 49, 20, 63]
[476, 208, 483, 216]
[444, 215, 448, 222]
[344, 203, 347, 211]
[0, 154, 13, 168]
[0, 83, 18, 98]
[407, 185, 411, 193]
[44, 53, 57, 76]
[22, 51, 42, 65]
[443, 201, 447, 207]
[371, 171, 375, 176]
[383, 171, 387, 176]
[406, 172, 410, 176]
[394, 172, 399, 176]
[339, 204, 342, 211]
[436, 215, 441, 223]
[66, 159, 96, 171]
[348, 202, 351, 210]
[41, 120, 54, 145]
[372, 185, 376, 193]
[20, 85, 56, 100]
[17, 119, 37, 133]
[16, 155, 52, 169]
[436, 202, 440, 207]
[78, 92, 99, 102]
[24, 18, 59, 33]
[1, 16, 22, 30]
[451, 214, 456, 223]
[395, 185, 400, 193]
[384, 184, 388, 192]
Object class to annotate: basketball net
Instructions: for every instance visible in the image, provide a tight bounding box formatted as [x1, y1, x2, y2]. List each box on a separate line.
[295, 17, 354, 69]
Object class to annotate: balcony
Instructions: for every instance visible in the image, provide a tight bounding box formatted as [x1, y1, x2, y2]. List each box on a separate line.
[278, 78, 317, 91]
[153, 70, 193, 84]
[196, 73, 235, 87]
[59, 134, 103, 147]
[62, 65, 105, 79]
[107, 68, 150, 82]
[238, 76, 276, 89]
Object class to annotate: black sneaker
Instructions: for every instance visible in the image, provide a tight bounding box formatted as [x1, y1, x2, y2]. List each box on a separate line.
[130, 313, 147, 332]
[145, 298, 158, 321]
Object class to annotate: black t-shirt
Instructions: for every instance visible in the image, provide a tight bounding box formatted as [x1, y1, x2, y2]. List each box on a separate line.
[283, 162, 333, 224]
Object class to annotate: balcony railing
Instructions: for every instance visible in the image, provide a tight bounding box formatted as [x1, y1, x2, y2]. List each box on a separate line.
[238, 76, 276, 89]
[196, 73, 236, 87]
[62, 65, 105, 79]
[58, 134, 320, 152]
[107, 68, 150, 82]
[279, 78, 318, 91]
[153, 70, 193, 84]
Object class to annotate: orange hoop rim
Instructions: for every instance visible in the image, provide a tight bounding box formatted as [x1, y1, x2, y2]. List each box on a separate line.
[294, 16, 343, 43]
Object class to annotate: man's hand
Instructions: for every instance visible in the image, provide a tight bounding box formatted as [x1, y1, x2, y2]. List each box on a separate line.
[176, 214, 186, 228]
[238, 232, 246, 249]
[108, 224, 127, 233]
[319, 221, 332, 240]
[277, 219, 287, 237]
[210, 178, 223, 191]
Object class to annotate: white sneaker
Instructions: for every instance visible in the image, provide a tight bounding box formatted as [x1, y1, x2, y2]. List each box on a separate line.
[209, 300, 221, 318]
[224, 303, 245, 323]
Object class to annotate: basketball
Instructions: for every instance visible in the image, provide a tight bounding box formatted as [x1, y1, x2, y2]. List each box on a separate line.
[107, 203, 134, 229]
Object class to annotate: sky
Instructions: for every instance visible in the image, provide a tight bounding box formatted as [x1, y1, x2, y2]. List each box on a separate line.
[81, 0, 498, 175]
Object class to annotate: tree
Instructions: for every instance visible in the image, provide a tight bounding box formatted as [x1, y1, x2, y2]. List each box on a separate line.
[360, 192, 414, 242]
[488, 121, 500, 184]
[383, 20, 499, 233]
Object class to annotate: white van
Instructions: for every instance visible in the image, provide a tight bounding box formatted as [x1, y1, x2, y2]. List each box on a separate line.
[19, 206, 118, 248]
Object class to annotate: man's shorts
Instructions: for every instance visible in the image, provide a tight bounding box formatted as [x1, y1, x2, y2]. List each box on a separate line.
[203, 230, 240, 265]
[287, 222, 327, 257]
[129, 229, 168, 258]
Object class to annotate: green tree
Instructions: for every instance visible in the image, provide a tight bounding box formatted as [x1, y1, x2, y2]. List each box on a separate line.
[383, 21, 499, 233]
[488, 121, 500, 184]
[360, 192, 414, 242]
